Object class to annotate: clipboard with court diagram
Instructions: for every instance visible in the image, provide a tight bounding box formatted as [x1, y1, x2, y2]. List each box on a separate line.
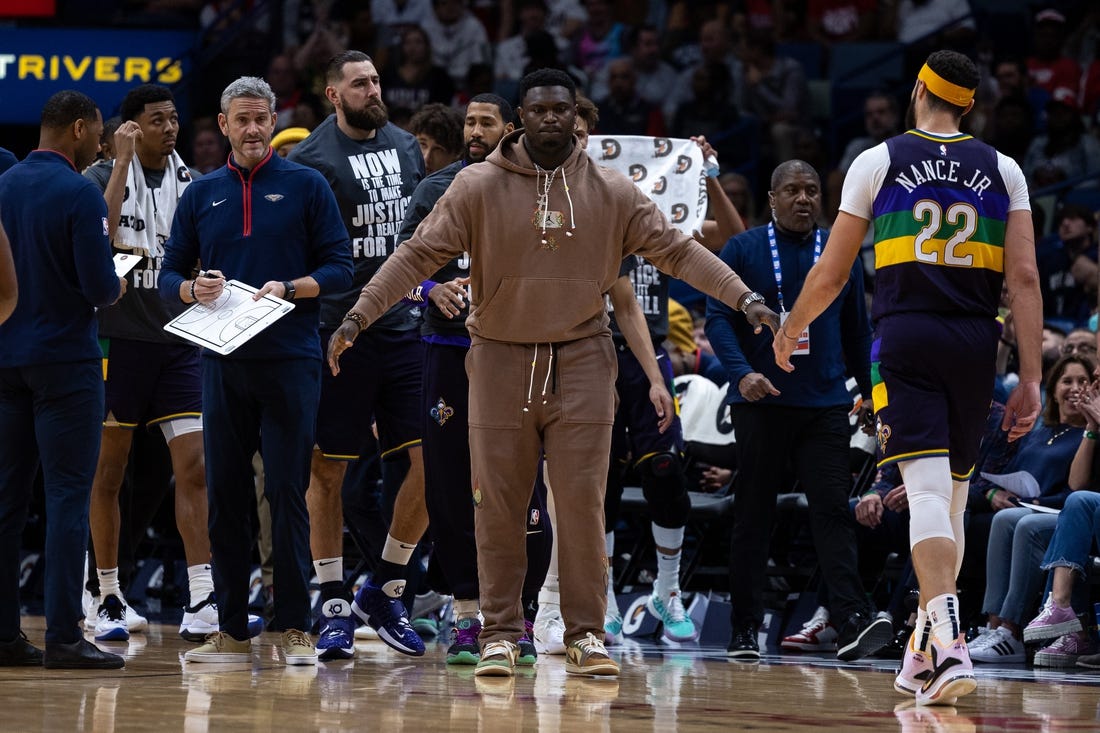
[164, 279, 295, 355]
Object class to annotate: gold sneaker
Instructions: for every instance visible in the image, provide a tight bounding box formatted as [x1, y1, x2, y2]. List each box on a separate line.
[183, 632, 251, 663]
[281, 629, 318, 666]
[566, 632, 620, 676]
[474, 640, 517, 677]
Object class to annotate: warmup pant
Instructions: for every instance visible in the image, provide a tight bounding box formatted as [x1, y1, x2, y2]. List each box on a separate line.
[202, 356, 319, 638]
[729, 402, 868, 627]
[0, 360, 102, 643]
[468, 336, 616, 646]
[423, 341, 552, 602]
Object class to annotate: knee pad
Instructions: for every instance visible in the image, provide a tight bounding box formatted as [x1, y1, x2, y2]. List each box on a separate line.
[638, 451, 690, 527]
[900, 458, 954, 548]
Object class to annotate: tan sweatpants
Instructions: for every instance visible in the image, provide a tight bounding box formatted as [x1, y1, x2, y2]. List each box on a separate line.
[467, 335, 617, 647]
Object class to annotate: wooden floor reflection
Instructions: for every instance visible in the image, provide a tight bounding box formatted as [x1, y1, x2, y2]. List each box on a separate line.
[4, 616, 1100, 731]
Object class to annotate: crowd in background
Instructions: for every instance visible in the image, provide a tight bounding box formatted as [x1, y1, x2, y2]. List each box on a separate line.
[6, 0, 1100, 671]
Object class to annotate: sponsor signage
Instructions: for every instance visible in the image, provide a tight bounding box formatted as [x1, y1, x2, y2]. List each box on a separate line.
[0, 28, 192, 123]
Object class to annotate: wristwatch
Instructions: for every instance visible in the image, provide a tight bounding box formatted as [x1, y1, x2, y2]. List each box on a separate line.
[738, 291, 765, 313]
[281, 280, 296, 301]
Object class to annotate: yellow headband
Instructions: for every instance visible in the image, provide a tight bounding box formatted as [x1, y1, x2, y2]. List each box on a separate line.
[918, 63, 975, 107]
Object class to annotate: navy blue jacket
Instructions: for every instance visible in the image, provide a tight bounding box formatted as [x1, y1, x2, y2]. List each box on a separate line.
[159, 149, 353, 360]
[705, 223, 872, 408]
[0, 150, 120, 367]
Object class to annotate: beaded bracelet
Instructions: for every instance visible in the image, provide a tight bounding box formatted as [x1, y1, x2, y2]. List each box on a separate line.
[342, 310, 366, 335]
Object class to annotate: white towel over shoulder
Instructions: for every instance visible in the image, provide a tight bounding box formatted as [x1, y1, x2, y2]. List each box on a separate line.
[115, 150, 191, 257]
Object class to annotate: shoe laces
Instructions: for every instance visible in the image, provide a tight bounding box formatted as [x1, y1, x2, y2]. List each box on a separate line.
[204, 631, 234, 649]
[576, 632, 609, 657]
[368, 592, 413, 629]
[520, 619, 534, 642]
[663, 591, 688, 623]
[804, 606, 830, 631]
[482, 640, 515, 660]
[99, 595, 126, 622]
[284, 629, 313, 649]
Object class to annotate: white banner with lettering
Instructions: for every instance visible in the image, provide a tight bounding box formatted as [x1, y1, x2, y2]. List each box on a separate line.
[586, 135, 707, 236]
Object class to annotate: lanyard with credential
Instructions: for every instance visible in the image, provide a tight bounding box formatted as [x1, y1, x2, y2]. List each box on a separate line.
[768, 222, 822, 313]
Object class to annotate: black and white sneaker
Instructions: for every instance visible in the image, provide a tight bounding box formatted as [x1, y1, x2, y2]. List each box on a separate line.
[836, 612, 893, 661]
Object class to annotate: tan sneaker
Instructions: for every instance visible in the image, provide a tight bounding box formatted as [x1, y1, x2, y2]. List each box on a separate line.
[183, 632, 252, 663]
[474, 640, 517, 677]
[282, 629, 318, 666]
[566, 632, 620, 676]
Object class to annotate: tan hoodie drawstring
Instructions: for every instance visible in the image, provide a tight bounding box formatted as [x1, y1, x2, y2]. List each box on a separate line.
[523, 343, 556, 413]
[535, 164, 577, 243]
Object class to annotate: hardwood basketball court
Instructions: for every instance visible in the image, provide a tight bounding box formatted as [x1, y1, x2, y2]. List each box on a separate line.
[4, 616, 1099, 731]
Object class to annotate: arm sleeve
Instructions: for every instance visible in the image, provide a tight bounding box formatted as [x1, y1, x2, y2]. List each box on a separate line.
[159, 188, 199, 303]
[305, 174, 354, 293]
[704, 238, 754, 388]
[996, 152, 1031, 212]
[72, 184, 120, 307]
[838, 143, 890, 221]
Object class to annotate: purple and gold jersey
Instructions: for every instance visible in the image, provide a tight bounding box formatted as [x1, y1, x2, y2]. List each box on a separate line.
[841, 129, 1030, 324]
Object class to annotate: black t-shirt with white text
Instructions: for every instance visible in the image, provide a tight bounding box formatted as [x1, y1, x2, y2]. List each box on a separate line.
[289, 115, 425, 331]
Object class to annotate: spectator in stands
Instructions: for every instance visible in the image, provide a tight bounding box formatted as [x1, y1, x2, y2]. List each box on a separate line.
[381, 26, 456, 125]
[422, 0, 492, 90]
[671, 20, 741, 117]
[826, 91, 899, 219]
[1037, 204, 1099, 328]
[96, 117, 122, 163]
[521, 30, 587, 89]
[1027, 9, 1082, 96]
[543, 0, 587, 40]
[288, 93, 328, 131]
[739, 33, 809, 165]
[969, 353, 1094, 663]
[670, 62, 740, 140]
[371, 0, 434, 49]
[589, 24, 677, 119]
[720, 172, 762, 229]
[271, 127, 311, 158]
[571, 0, 626, 81]
[1022, 486, 1100, 667]
[190, 118, 227, 174]
[267, 54, 306, 133]
[806, 0, 876, 45]
[983, 95, 1036, 169]
[407, 102, 464, 174]
[495, 0, 567, 100]
[992, 57, 1048, 126]
[1024, 88, 1100, 189]
[592, 58, 666, 136]
[290, 2, 351, 90]
[894, 0, 975, 46]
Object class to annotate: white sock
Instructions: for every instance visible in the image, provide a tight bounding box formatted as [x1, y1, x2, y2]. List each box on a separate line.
[454, 599, 479, 620]
[913, 606, 930, 653]
[652, 523, 684, 596]
[98, 568, 121, 601]
[313, 557, 343, 585]
[927, 593, 961, 647]
[538, 585, 560, 607]
[381, 534, 416, 566]
[187, 564, 214, 604]
[542, 572, 559, 595]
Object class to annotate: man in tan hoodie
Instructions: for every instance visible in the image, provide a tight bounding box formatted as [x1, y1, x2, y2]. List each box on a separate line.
[329, 68, 777, 677]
